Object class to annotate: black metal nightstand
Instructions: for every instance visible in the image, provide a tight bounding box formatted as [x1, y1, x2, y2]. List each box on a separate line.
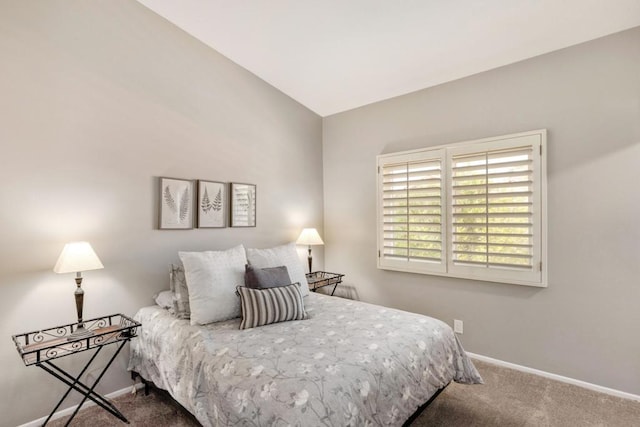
[12, 314, 140, 426]
[306, 271, 344, 296]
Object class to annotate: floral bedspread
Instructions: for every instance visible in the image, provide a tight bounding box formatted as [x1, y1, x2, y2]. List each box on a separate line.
[129, 292, 482, 426]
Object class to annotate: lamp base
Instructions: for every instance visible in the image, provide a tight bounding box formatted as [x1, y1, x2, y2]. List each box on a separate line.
[67, 325, 94, 341]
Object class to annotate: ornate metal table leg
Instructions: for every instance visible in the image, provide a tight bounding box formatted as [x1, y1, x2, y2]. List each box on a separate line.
[38, 346, 104, 425]
[37, 341, 130, 425]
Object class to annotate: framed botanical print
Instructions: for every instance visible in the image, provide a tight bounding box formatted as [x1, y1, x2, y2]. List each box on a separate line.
[197, 180, 226, 228]
[230, 182, 256, 227]
[159, 177, 194, 229]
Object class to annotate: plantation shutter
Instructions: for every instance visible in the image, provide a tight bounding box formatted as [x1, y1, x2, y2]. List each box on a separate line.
[378, 150, 446, 273]
[377, 130, 545, 287]
[447, 135, 542, 283]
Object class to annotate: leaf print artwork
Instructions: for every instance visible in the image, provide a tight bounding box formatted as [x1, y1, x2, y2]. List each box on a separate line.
[160, 178, 193, 229]
[197, 181, 225, 228]
[230, 183, 256, 227]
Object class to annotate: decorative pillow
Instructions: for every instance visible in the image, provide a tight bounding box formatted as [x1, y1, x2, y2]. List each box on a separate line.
[237, 283, 307, 329]
[154, 290, 175, 314]
[179, 244, 247, 325]
[246, 242, 310, 297]
[169, 264, 190, 319]
[244, 265, 291, 289]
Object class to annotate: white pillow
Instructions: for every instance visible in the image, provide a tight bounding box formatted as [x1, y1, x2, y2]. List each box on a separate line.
[179, 244, 247, 325]
[154, 290, 175, 313]
[246, 242, 309, 297]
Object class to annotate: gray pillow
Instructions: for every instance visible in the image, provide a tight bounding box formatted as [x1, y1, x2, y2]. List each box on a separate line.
[237, 283, 306, 329]
[246, 243, 310, 297]
[244, 264, 291, 289]
[169, 264, 190, 319]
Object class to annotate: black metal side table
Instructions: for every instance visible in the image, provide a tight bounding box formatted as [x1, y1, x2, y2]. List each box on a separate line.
[12, 314, 140, 426]
[306, 271, 344, 296]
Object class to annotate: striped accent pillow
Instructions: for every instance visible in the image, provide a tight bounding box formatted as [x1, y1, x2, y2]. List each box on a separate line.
[237, 283, 307, 329]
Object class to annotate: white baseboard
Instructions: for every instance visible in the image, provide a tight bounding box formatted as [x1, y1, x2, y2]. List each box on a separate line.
[468, 352, 640, 402]
[18, 383, 145, 427]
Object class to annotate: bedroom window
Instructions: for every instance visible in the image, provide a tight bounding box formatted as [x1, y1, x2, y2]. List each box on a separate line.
[377, 130, 547, 287]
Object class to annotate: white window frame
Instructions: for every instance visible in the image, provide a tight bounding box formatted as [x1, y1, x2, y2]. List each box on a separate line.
[376, 129, 547, 287]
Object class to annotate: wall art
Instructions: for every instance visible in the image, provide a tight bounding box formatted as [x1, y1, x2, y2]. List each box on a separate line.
[197, 180, 226, 228]
[230, 182, 256, 227]
[159, 177, 194, 229]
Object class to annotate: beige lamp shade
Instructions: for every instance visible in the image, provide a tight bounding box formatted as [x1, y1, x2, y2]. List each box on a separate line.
[53, 241, 104, 274]
[296, 228, 324, 246]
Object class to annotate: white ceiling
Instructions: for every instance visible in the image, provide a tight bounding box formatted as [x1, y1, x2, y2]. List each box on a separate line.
[136, 0, 640, 116]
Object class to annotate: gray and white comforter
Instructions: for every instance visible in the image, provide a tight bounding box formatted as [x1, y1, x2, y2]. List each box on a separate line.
[129, 292, 482, 426]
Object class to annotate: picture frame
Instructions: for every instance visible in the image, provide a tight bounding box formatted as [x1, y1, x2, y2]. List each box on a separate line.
[159, 177, 194, 229]
[197, 180, 226, 228]
[230, 182, 257, 227]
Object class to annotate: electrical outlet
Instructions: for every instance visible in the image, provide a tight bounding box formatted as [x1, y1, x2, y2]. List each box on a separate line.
[454, 319, 463, 334]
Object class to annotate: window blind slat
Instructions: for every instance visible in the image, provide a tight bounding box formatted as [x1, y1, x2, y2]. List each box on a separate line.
[452, 212, 532, 218]
[453, 259, 533, 270]
[452, 181, 533, 191]
[453, 191, 533, 200]
[453, 159, 532, 173]
[453, 170, 533, 181]
[453, 232, 533, 237]
[453, 250, 532, 259]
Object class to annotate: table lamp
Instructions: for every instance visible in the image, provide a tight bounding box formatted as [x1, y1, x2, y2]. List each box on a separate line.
[296, 228, 324, 273]
[53, 242, 104, 339]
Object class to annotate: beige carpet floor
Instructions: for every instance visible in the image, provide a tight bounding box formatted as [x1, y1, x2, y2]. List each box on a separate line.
[49, 360, 640, 426]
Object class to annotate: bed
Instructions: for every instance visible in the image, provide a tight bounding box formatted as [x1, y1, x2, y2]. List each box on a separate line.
[128, 291, 482, 426]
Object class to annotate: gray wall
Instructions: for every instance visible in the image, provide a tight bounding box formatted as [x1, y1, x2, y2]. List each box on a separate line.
[0, 2, 322, 426]
[323, 27, 640, 395]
